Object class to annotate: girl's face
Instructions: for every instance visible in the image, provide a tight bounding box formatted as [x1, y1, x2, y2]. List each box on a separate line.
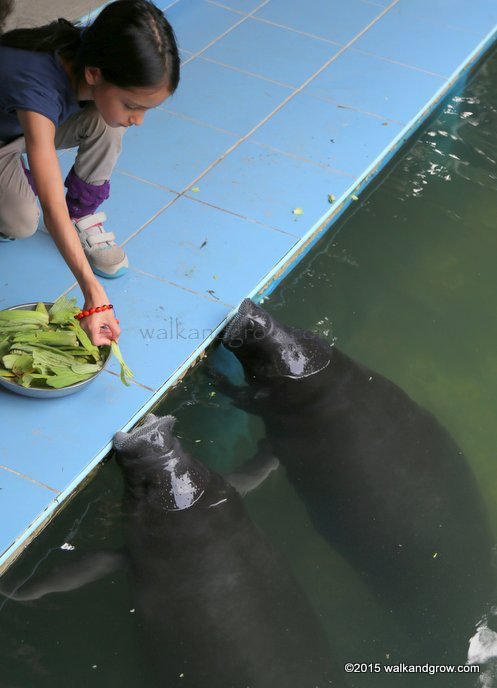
[84, 67, 171, 128]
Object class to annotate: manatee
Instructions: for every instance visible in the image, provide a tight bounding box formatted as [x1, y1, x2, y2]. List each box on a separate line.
[220, 298, 494, 662]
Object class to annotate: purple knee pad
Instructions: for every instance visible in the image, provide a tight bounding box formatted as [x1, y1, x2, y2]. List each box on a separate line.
[21, 158, 37, 195]
[64, 166, 110, 219]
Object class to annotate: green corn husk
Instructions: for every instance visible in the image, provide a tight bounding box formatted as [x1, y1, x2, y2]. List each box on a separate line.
[0, 295, 132, 390]
[0, 309, 49, 325]
[70, 320, 101, 362]
[35, 302, 49, 316]
[12, 330, 78, 347]
[48, 296, 79, 324]
[18, 373, 34, 388]
[0, 337, 11, 358]
[3, 353, 33, 376]
[111, 341, 134, 386]
[0, 323, 47, 334]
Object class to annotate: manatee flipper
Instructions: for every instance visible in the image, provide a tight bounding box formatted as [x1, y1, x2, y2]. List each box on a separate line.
[204, 364, 257, 413]
[0, 548, 127, 602]
[226, 439, 279, 496]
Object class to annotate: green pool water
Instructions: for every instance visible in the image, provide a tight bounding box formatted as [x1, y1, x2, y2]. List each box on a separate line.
[2, 46, 497, 688]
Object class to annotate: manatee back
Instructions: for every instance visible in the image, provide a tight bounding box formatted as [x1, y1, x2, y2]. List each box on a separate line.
[124, 476, 342, 687]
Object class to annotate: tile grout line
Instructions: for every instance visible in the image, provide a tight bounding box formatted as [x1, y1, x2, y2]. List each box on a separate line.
[205, 0, 249, 15]
[161, 0, 182, 12]
[175, 195, 302, 237]
[0, 465, 60, 494]
[181, 0, 272, 68]
[102, 367, 156, 392]
[205, 1, 345, 48]
[130, 267, 235, 308]
[155, 107, 242, 137]
[193, 54, 295, 88]
[115, 169, 179, 194]
[351, 47, 449, 79]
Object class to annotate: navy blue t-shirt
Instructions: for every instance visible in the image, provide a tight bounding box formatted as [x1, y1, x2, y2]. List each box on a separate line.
[0, 45, 82, 142]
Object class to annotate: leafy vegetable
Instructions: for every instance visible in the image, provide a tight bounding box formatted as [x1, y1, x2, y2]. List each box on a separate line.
[0, 295, 132, 390]
[111, 341, 133, 386]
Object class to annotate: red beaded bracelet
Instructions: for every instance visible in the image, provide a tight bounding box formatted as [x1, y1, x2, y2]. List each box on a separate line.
[74, 304, 114, 321]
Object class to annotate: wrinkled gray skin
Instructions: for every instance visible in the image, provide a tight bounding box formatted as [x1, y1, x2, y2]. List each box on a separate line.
[113, 414, 340, 688]
[221, 299, 495, 663]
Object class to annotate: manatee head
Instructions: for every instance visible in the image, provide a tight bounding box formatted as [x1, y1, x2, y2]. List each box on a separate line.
[222, 299, 331, 384]
[113, 414, 209, 511]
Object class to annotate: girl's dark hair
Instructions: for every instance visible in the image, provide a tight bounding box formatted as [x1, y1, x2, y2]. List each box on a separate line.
[0, 0, 180, 92]
[0, 0, 14, 32]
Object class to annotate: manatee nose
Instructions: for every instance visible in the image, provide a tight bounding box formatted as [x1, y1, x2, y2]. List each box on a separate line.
[113, 414, 177, 456]
[223, 299, 273, 349]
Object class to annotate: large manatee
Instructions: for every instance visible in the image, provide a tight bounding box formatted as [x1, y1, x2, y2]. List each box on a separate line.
[221, 299, 494, 662]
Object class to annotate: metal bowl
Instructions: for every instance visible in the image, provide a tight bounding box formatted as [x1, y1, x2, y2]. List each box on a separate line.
[0, 302, 111, 399]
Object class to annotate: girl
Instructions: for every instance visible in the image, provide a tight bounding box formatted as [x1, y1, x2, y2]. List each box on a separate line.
[0, 0, 180, 345]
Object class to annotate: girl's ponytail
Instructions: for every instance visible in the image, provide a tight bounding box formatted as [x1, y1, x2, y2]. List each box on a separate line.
[0, 0, 14, 33]
[0, 17, 83, 57]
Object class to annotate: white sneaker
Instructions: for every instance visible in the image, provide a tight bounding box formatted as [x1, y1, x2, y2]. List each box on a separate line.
[73, 212, 128, 279]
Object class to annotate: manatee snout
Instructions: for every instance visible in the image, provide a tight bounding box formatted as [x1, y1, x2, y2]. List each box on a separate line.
[113, 414, 209, 511]
[113, 414, 177, 468]
[223, 298, 274, 350]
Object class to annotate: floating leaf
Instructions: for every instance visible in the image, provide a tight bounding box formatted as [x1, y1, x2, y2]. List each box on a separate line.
[191, 186, 200, 193]
[328, 194, 335, 204]
[351, 194, 359, 201]
[292, 207, 304, 216]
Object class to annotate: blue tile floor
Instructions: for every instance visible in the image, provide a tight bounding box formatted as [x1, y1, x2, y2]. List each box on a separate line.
[1, 0, 497, 572]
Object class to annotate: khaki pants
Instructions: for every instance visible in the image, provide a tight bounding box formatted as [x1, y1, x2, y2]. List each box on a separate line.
[0, 105, 124, 238]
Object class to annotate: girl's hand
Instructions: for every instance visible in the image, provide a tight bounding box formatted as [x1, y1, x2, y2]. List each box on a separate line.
[81, 301, 121, 346]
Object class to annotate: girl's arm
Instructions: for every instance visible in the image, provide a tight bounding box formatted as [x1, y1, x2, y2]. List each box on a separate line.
[17, 110, 121, 346]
